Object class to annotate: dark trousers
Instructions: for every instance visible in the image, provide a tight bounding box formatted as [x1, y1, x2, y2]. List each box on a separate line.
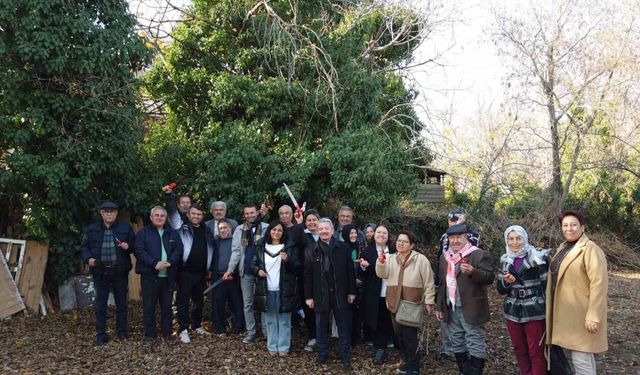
[211, 273, 245, 333]
[141, 275, 173, 339]
[315, 298, 352, 360]
[392, 314, 420, 370]
[373, 297, 394, 350]
[297, 276, 316, 339]
[351, 290, 363, 344]
[176, 271, 206, 331]
[93, 272, 128, 341]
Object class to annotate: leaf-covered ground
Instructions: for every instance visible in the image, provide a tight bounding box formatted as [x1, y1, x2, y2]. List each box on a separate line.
[1, 271, 638, 374]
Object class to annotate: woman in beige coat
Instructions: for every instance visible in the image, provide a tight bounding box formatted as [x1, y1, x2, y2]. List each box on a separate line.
[546, 210, 607, 375]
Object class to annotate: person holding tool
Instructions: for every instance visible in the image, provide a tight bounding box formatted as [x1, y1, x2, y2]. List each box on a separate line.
[163, 184, 217, 343]
[250, 220, 299, 355]
[81, 201, 136, 346]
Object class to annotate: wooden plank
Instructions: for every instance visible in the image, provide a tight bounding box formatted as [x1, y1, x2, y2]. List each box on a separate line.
[128, 255, 141, 300]
[17, 241, 49, 314]
[0, 251, 25, 318]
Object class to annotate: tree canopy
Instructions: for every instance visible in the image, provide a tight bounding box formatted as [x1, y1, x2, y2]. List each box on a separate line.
[143, 0, 429, 220]
[0, 0, 151, 284]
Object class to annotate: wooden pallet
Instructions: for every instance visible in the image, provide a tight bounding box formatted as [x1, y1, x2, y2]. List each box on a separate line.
[17, 241, 49, 314]
[0, 251, 25, 318]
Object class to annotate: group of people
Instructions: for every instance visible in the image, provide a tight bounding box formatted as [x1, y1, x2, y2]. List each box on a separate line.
[81, 190, 608, 375]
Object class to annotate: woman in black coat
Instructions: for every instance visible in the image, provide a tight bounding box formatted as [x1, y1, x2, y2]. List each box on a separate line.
[291, 209, 320, 351]
[358, 224, 396, 365]
[251, 220, 300, 355]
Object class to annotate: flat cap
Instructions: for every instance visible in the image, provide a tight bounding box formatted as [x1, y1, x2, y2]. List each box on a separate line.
[99, 201, 119, 210]
[446, 224, 467, 236]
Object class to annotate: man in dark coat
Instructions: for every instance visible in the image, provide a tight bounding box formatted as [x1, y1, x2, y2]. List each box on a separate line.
[435, 224, 494, 375]
[164, 186, 217, 344]
[134, 206, 183, 343]
[435, 209, 481, 362]
[81, 201, 136, 345]
[304, 218, 357, 370]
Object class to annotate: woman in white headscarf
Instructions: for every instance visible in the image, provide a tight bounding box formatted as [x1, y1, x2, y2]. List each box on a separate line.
[497, 225, 548, 375]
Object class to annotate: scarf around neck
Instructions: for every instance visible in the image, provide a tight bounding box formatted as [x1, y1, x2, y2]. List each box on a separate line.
[444, 242, 479, 310]
[500, 225, 547, 266]
[241, 220, 263, 248]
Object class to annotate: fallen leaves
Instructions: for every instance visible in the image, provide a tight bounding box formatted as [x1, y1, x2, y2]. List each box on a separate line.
[0, 272, 638, 374]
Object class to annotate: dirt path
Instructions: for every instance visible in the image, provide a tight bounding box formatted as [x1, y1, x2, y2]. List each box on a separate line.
[1, 271, 638, 374]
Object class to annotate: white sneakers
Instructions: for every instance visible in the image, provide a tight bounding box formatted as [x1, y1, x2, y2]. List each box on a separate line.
[304, 338, 316, 352]
[194, 327, 210, 335]
[179, 329, 191, 343]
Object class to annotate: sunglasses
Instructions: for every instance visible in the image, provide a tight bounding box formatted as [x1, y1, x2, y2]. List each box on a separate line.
[448, 213, 460, 221]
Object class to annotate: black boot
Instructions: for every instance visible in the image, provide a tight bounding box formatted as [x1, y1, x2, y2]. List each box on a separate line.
[469, 356, 485, 375]
[454, 352, 470, 375]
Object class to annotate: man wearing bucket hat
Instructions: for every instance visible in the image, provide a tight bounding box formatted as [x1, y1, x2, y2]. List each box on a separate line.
[81, 201, 136, 346]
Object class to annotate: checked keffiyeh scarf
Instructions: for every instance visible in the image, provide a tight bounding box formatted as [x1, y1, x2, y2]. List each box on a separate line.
[444, 242, 479, 310]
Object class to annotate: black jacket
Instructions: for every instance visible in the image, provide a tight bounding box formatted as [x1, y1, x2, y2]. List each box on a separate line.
[134, 224, 183, 286]
[358, 243, 396, 330]
[304, 238, 356, 312]
[250, 239, 300, 313]
[81, 220, 135, 276]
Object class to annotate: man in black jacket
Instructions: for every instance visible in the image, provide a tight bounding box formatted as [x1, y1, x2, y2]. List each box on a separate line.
[163, 186, 217, 343]
[81, 201, 136, 346]
[134, 206, 183, 343]
[304, 218, 357, 369]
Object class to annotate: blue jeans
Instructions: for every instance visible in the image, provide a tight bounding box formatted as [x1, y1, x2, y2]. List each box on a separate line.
[93, 272, 128, 341]
[264, 291, 291, 352]
[315, 302, 352, 360]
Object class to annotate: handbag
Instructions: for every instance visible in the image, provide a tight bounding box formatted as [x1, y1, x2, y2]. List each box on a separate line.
[546, 344, 573, 375]
[394, 258, 424, 328]
[395, 299, 424, 327]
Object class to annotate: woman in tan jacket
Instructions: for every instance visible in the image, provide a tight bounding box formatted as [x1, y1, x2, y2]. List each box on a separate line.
[546, 210, 608, 375]
[376, 230, 435, 375]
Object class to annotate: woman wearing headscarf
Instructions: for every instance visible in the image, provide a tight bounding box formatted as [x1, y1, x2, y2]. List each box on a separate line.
[497, 225, 548, 375]
[251, 220, 300, 355]
[359, 224, 396, 365]
[546, 210, 608, 375]
[364, 223, 377, 246]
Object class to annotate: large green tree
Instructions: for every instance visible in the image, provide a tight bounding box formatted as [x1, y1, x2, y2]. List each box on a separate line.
[144, 0, 429, 220]
[0, 0, 151, 284]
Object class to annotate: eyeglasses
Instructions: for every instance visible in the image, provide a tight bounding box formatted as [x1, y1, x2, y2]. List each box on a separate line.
[396, 239, 411, 244]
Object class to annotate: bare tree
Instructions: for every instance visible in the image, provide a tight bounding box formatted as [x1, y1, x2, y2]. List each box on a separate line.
[493, 0, 640, 210]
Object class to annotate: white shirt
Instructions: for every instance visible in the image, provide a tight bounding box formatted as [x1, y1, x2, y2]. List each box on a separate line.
[265, 243, 284, 291]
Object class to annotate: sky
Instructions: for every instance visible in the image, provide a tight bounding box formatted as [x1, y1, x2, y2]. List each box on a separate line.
[406, 1, 507, 140]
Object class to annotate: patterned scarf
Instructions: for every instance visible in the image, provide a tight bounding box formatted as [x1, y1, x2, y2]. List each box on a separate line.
[444, 242, 479, 310]
[241, 220, 263, 248]
[500, 225, 547, 266]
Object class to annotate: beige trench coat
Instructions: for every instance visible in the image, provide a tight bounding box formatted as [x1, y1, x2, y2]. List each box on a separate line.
[545, 234, 608, 353]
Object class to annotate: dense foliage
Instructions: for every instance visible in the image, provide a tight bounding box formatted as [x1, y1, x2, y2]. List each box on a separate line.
[143, 0, 428, 221]
[0, 0, 151, 285]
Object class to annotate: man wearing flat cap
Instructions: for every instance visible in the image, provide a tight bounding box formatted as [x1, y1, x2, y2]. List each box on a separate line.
[81, 201, 136, 346]
[435, 209, 481, 363]
[435, 224, 494, 375]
